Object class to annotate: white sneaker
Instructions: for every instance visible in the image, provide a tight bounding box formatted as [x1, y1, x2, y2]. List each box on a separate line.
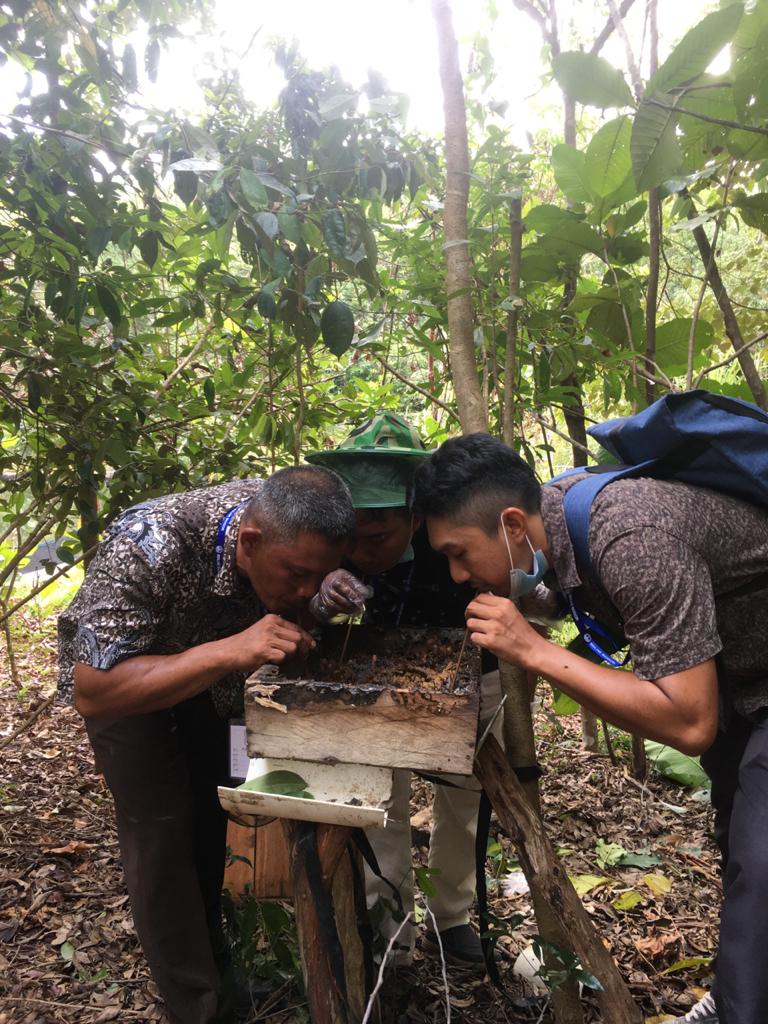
[674, 992, 718, 1023]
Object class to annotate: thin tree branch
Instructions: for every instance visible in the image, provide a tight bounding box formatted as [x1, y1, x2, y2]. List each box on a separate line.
[155, 326, 215, 397]
[694, 332, 768, 386]
[0, 695, 55, 752]
[648, 99, 768, 137]
[373, 354, 458, 421]
[0, 545, 97, 625]
[607, 0, 643, 100]
[591, 0, 638, 55]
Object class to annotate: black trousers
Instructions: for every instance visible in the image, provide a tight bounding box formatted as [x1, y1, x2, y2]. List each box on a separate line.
[700, 705, 768, 1024]
[85, 692, 230, 1024]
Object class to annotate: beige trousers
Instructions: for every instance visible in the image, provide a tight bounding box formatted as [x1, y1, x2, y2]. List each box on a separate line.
[365, 672, 502, 954]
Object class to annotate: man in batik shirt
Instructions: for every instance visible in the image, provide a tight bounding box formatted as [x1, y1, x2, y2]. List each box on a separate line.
[59, 466, 355, 1024]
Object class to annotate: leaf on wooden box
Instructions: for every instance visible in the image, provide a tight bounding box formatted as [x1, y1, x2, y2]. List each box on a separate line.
[239, 770, 314, 800]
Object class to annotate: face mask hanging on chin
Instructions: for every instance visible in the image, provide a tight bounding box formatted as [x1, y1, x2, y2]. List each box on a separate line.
[500, 514, 549, 600]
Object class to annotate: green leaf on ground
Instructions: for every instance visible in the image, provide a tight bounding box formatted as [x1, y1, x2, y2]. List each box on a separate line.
[570, 874, 611, 896]
[645, 741, 710, 789]
[612, 890, 645, 911]
[643, 872, 673, 897]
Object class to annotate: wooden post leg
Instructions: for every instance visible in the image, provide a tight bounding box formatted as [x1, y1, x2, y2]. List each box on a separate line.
[475, 736, 642, 1024]
[283, 821, 366, 1024]
[499, 663, 583, 1024]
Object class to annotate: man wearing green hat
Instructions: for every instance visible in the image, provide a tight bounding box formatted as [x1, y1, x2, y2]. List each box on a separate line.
[307, 412, 501, 966]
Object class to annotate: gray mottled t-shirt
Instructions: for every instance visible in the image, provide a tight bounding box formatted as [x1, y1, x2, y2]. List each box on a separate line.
[541, 475, 768, 716]
[58, 480, 265, 717]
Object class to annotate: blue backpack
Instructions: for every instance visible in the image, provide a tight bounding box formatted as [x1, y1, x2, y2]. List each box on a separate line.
[551, 389, 768, 662]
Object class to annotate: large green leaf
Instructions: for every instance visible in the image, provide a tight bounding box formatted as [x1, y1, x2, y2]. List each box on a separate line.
[648, 3, 744, 95]
[552, 52, 634, 109]
[239, 168, 268, 209]
[320, 300, 355, 356]
[240, 770, 314, 799]
[734, 191, 768, 235]
[630, 94, 684, 192]
[678, 79, 739, 168]
[645, 741, 710, 789]
[654, 317, 713, 376]
[551, 144, 592, 203]
[526, 205, 604, 256]
[585, 117, 632, 198]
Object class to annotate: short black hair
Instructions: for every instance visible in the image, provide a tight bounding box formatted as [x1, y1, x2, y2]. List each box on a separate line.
[412, 433, 541, 534]
[244, 465, 355, 542]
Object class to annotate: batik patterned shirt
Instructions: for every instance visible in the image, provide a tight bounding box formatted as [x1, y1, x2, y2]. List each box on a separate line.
[58, 480, 265, 717]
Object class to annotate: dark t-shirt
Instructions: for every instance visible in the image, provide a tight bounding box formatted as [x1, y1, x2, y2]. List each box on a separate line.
[360, 524, 472, 629]
[542, 475, 768, 715]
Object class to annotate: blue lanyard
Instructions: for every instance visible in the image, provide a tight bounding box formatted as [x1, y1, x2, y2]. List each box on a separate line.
[214, 501, 248, 574]
[565, 591, 629, 669]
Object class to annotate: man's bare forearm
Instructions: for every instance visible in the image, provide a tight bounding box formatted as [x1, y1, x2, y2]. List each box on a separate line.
[74, 636, 246, 719]
[534, 640, 718, 754]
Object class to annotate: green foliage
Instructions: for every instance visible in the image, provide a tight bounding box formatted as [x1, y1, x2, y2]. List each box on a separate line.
[239, 771, 314, 799]
[552, 52, 634, 109]
[645, 742, 710, 789]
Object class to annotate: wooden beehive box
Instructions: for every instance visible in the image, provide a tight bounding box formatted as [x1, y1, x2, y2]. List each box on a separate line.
[245, 626, 481, 776]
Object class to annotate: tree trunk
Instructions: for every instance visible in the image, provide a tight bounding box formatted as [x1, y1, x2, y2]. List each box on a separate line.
[687, 203, 767, 410]
[581, 710, 600, 753]
[476, 736, 642, 1024]
[499, 664, 583, 1023]
[631, 734, 647, 781]
[644, 0, 660, 407]
[503, 195, 523, 446]
[431, 0, 488, 434]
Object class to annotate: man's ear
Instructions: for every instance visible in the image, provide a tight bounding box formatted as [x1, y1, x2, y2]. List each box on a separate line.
[239, 523, 263, 557]
[499, 506, 528, 543]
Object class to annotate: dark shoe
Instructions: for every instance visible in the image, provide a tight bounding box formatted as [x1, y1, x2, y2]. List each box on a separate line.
[423, 923, 497, 965]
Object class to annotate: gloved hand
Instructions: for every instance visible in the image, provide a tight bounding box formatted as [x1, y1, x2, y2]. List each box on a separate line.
[309, 570, 373, 623]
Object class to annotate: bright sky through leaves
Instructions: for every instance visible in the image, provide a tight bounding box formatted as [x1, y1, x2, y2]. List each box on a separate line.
[0, 0, 721, 144]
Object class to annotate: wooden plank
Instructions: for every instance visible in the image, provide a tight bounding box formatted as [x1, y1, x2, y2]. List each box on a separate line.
[223, 820, 255, 897]
[247, 686, 478, 775]
[285, 821, 363, 1024]
[224, 819, 292, 900]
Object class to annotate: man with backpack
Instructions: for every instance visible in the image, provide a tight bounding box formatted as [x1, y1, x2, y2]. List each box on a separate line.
[411, 392, 768, 1024]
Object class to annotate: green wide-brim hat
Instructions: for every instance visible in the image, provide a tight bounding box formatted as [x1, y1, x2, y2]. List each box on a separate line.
[306, 411, 430, 508]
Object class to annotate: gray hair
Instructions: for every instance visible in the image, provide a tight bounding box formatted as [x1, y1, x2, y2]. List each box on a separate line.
[244, 465, 355, 543]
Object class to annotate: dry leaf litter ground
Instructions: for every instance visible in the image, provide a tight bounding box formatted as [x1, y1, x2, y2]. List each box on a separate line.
[1, 612, 720, 1023]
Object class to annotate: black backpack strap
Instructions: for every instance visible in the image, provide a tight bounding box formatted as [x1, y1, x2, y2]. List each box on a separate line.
[346, 839, 376, 994]
[351, 827, 406, 920]
[300, 826, 349, 1006]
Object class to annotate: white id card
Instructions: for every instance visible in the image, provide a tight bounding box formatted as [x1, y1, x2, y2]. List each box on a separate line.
[228, 719, 249, 781]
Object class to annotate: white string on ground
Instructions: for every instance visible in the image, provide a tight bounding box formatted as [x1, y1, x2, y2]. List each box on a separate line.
[424, 906, 452, 1024]
[360, 912, 414, 1024]
[535, 995, 551, 1024]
